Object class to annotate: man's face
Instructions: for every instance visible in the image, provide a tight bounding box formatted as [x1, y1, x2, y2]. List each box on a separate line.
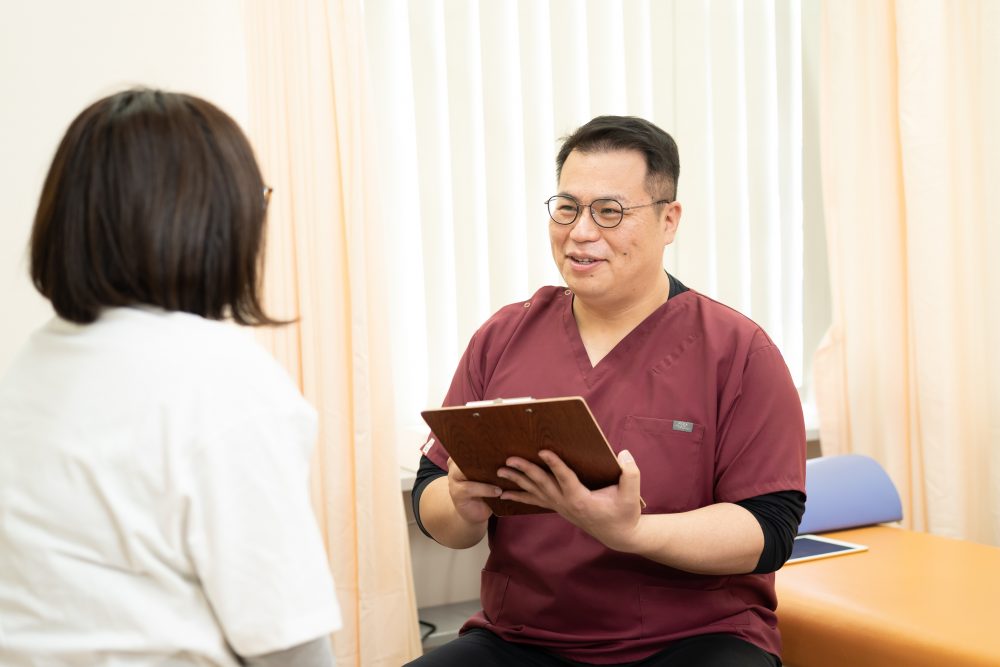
[550, 149, 679, 310]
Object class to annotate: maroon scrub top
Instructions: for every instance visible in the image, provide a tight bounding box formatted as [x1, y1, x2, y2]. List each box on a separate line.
[424, 286, 806, 664]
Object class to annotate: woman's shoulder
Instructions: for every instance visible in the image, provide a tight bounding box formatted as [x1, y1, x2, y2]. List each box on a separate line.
[100, 307, 305, 407]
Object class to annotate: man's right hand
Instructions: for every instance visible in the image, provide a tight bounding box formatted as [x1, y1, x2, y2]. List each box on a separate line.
[417, 458, 500, 549]
[446, 457, 501, 525]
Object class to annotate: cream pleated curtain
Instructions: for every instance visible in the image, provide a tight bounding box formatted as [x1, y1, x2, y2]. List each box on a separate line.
[234, 1, 819, 660]
[242, 1, 422, 664]
[814, 0, 1000, 545]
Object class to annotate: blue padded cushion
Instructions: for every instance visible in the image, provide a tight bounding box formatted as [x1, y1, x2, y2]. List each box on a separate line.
[798, 454, 903, 534]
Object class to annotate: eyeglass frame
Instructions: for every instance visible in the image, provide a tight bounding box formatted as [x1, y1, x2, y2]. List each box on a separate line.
[544, 194, 673, 229]
[263, 185, 274, 211]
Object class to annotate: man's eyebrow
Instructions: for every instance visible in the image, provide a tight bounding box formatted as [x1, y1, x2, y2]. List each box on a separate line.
[556, 191, 629, 202]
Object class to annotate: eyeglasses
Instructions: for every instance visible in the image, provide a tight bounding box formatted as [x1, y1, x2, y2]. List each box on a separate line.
[545, 195, 672, 229]
[263, 185, 273, 211]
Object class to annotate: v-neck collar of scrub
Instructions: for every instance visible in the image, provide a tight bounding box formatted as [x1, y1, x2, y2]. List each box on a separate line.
[560, 288, 692, 386]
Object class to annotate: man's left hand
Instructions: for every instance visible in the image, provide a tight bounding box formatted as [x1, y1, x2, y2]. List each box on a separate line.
[497, 449, 642, 551]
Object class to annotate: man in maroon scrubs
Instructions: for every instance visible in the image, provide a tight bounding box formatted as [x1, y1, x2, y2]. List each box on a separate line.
[407, 116, 806, 667]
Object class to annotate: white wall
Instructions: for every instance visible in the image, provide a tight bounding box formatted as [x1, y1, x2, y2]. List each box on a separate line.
[0, 0, 249, 373]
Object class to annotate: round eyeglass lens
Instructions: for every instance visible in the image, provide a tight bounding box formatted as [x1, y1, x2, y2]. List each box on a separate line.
[590, 199, 624, 227]
[547, 196, 580, 224]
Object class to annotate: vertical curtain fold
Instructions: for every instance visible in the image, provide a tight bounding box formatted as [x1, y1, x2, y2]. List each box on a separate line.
[243, 0, 422, 663]
[480, 1, 531, 312]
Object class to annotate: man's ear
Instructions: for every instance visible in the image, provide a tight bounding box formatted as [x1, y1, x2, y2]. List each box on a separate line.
[661, 201, 681, 246]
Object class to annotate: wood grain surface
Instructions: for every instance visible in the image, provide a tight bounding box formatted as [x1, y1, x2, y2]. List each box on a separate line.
[421, 397, 621, 516]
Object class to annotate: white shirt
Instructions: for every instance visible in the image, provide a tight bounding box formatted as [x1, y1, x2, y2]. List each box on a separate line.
[0, 308, 341, 666]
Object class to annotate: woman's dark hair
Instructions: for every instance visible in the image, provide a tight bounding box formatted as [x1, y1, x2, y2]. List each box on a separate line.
[30, 88, 279, 325]
[556, 115, 680, 201]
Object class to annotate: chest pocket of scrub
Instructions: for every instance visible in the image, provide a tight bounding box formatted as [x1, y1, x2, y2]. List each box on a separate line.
[621, 416, 707, 513]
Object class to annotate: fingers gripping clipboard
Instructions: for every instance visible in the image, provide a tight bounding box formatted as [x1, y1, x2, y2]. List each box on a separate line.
[420, 396, 628, 516]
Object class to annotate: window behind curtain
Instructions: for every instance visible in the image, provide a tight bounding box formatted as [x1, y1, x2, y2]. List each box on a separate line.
[361, 0, 822, 469]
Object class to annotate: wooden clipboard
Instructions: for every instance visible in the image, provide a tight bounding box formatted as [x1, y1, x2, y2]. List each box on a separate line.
[420, 396, 623, 516]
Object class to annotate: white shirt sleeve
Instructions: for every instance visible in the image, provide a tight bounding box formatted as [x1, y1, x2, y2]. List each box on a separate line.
[243, 636, 336, 667]
[182, 393, 341, 657]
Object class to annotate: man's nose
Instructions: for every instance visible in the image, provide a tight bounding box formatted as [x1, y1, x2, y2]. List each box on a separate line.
[569, 206, 602, 239]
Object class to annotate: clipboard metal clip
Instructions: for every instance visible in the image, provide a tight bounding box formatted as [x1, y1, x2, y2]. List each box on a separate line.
[464, 396, 534, 407]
